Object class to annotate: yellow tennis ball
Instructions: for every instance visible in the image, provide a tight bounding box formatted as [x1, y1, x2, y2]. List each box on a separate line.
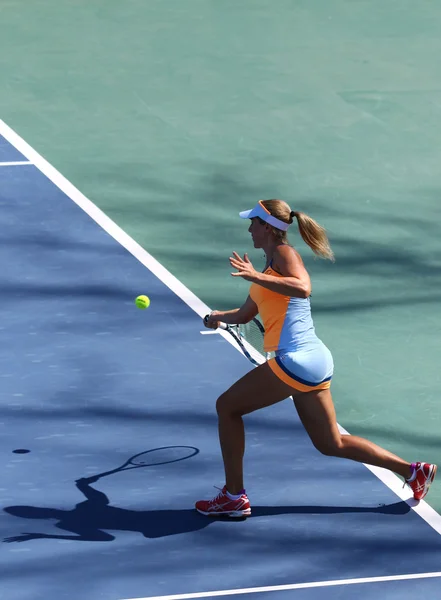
[135, 295, 150, 309]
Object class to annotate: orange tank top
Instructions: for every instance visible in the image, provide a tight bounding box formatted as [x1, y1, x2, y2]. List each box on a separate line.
[249, 263, 317, 352]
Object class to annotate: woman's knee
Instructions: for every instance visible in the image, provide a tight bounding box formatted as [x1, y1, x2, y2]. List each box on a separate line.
[216, 393, 231, 417]
[311, 435, 344, 457]
[216, 392, 242, 417]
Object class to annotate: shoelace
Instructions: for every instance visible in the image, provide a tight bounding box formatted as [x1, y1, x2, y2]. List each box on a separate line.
[209, 485, 246, 503]
[210, 486, 225, 502]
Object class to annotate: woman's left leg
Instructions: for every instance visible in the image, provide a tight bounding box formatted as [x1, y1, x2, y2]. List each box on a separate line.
[293, 387, 437, 500]
[215, 362, 295, 494]
[293, 388, 411, 476]
[195, 362, 296, 515]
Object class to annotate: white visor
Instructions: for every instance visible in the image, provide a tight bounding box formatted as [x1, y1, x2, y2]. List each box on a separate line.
[239, 201, 290, 232]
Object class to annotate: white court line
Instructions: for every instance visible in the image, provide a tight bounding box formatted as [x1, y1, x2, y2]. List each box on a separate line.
[0, 160, 32, 167]
[122, 571, 441, 600]
[0, 119, 211, 317]
[0, 117, 440, 544]
[0, 122, 245, 360]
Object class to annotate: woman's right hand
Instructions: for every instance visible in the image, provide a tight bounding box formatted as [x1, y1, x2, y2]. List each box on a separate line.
[204, 312, 221, 329]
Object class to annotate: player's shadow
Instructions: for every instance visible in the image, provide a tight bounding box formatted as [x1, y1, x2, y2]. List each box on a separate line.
[3, 477, 411, 543]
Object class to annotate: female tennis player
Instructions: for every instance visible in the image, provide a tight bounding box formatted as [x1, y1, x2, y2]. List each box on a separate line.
[195, 199, 437, 517]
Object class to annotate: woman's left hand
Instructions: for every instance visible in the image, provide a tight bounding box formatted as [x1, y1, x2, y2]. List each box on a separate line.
[229, 252, 258, 281]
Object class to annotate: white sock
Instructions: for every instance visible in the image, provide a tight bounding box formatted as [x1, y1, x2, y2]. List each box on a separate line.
[226, 490, 245, 500]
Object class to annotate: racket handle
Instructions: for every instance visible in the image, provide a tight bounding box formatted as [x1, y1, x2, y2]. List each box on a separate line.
[203, 314, 227, 330]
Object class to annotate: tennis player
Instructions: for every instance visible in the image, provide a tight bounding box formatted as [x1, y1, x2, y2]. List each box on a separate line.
[195, 199, 437, 517]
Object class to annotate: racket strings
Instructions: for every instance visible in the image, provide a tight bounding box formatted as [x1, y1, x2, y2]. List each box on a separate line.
[128, 447, 198, 467]
[238, 319, 268, 364]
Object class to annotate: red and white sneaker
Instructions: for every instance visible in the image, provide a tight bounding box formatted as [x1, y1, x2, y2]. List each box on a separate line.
[195, 486, 251, 517]
[406, 462, 437, 501]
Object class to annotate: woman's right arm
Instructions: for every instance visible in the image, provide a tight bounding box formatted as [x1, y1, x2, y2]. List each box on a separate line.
[204, 295, 258, 328]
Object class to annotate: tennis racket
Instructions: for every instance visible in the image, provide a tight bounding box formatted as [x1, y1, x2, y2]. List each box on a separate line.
[204, 315, 269, 366]
[85, 446, 199, 482]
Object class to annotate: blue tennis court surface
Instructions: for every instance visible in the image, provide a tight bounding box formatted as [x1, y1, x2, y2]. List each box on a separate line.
[1, 123, 441, 600]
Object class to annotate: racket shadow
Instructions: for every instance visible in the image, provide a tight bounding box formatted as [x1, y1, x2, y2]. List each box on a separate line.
[88, 445, 200, 481]
[3, 446, 206, 542]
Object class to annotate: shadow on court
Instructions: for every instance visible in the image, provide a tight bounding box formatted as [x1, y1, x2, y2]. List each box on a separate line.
[3, 476, 410, 543]
[95, 161, 441, 314]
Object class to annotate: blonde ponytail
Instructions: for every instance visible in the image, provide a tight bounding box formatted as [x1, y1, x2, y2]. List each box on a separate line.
[293, 211, 334, 261]
[259, 199, 334, 261]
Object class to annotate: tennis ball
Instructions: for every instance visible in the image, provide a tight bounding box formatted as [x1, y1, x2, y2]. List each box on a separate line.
[135, 295, 150, 309]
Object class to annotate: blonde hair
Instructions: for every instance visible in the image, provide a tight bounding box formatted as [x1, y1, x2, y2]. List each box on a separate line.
[260, 199, 335, 261]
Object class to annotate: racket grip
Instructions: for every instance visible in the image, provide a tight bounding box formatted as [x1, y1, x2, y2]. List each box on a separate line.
[203, 314, 227, 330]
